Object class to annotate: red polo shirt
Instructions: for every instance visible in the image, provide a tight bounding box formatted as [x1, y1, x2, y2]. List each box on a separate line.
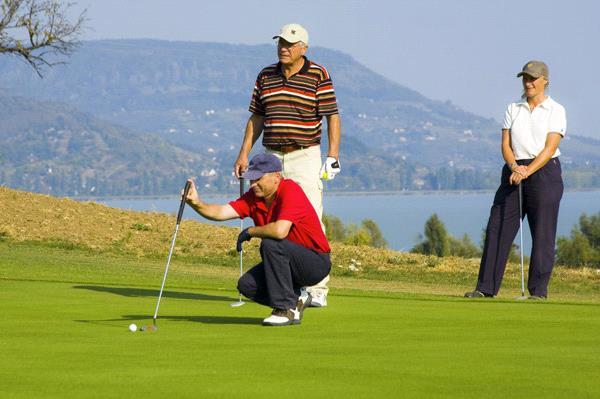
[229, 179, 330, 253]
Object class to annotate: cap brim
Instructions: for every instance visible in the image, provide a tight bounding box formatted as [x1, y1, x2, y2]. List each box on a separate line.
[272, 34, 302, 43]
[517, 71, 542, 78]
[241, 170, 266, 180]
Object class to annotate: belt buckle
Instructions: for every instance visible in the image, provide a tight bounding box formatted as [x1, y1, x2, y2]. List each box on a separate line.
[281, 144, 299, 154]
[270, 143, 307, 154]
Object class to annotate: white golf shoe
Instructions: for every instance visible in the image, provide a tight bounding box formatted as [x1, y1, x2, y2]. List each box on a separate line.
[262, 308, 298, 326]
[308, 290, 327, 307]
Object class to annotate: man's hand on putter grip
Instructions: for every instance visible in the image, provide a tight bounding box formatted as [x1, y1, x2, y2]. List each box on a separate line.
[182, 180, 199, 205]
[237, 227, 252, 252]
[320, 157, 340, 180]
[234, 155, 249, 179]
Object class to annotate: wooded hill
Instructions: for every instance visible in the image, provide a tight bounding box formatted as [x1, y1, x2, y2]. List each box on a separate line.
[1, 40, 598, 196]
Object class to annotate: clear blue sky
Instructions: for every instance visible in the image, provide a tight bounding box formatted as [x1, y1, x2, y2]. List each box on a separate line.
[73, 0, 599, 138]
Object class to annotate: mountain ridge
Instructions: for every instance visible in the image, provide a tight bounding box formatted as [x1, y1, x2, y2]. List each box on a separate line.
[0, 39, 598, 196]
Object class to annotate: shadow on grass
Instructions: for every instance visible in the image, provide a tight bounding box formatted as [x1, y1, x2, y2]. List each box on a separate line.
[75, 314, 263, 326]
[73, 285, 233, 302]
[131, 314, 263, 325]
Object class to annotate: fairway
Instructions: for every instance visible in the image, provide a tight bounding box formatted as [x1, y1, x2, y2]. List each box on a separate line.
[2, 243, 600, 398]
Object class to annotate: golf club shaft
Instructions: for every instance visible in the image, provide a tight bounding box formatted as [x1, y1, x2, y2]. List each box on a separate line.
[238, 222, 243, 302]
[153, 181, 192, 322]
[518, 183, 525, 297]
[238, 178, 245, 301]
[153, 223, 180, 320]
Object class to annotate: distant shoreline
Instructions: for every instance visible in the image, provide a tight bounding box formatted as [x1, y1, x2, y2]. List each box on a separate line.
[72, 188, 600, 202]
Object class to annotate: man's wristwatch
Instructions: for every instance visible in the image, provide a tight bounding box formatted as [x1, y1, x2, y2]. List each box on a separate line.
[508, 162, 518, 171]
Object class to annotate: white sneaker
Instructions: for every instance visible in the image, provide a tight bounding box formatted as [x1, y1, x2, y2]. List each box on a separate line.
[309, 290, 327, 307]
[262, 308, 297, 326]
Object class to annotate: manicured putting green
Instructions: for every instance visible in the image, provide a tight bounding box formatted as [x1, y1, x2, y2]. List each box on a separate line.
[2, 276, 599, 398]
[2, 242, 599, 397]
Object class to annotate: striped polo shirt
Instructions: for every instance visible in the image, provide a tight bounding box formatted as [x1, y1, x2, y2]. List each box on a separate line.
[249, 57, 339, 148]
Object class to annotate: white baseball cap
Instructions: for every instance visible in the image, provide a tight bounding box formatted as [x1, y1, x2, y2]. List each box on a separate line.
[272, 23, 309, 45]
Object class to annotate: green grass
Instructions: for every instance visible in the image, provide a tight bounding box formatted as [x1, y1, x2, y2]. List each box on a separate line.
[1, 241, 600, 398]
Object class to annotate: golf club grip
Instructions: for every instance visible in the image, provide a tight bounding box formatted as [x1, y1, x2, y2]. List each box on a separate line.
[177, 181, 192, 224]
[239, 178, 245, 197]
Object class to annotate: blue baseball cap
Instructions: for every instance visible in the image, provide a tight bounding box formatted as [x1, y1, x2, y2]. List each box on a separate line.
[242, 153, 282, 180]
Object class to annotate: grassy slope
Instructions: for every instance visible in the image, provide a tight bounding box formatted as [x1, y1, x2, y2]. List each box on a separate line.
[1, 187, 600, 397]
[1, 186, 599, 300]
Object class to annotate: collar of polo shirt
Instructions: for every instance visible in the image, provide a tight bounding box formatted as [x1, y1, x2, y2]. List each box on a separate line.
[517, 95, 553, 110]
[277, 56, 310, 76]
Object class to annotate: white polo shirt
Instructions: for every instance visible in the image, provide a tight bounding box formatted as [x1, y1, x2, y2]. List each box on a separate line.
[502, 96, 567, 160]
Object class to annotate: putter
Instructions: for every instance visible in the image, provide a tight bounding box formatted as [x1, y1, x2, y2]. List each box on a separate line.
[146, 180, 192, 329]
[515, 183, 528, 300]
[230, 178, 246, 308]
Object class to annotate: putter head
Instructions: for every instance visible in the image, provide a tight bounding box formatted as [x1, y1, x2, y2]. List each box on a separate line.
[140, 325, 158, 332]
[515, 296, 528, 301]
[230, 300, 245, 308]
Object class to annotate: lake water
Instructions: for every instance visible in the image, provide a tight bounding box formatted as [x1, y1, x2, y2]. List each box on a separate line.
[96, 190, 600, 252]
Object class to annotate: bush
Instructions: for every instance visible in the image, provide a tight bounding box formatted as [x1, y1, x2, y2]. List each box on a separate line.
[323, 215, 387, 248]
[323, 215, 346, 242]
[411, 214, 450, 257]
[344, 224, 372, 246]
[423, 214, 450, 256]
[557, 230, 595, 267]
[130, 223, 152, 231]
[579, 213, 600, 248]
[412, 214, 482, 259]
[449, 234, 480, 258]
[556, 212, 600, 267]
[361, 219, 387, 248]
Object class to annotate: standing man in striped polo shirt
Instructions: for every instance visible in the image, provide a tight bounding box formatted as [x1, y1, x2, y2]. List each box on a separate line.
[233, 23, 341, 307]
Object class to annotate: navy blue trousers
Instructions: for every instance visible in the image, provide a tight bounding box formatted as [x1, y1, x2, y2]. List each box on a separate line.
[237, 238, 331, 310]
[476, 158, 563, 297]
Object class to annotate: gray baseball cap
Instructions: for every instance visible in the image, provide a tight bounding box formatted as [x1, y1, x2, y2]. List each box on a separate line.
[241, 153, 282, 180]
[517, 60, 549, 79]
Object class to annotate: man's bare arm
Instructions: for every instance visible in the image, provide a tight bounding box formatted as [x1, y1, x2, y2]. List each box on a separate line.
[234, 113, 265, 177]
[325, 113, 341, 159]
[185, 180, 240, 221]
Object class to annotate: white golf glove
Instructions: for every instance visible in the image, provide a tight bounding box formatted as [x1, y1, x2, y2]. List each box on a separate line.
[320, 157, 341, 181]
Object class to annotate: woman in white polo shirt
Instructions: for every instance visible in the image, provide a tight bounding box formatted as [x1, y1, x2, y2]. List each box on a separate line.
[465, 60, 566, 300]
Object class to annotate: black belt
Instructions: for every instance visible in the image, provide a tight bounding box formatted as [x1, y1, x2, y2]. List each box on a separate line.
[266, 144, 313, 154]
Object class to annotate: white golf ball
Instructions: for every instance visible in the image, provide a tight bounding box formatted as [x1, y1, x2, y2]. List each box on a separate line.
[128, 323, 137, 332]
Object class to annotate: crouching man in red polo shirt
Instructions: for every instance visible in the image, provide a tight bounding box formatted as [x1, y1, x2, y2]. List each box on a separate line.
[185, 153, 331, 326]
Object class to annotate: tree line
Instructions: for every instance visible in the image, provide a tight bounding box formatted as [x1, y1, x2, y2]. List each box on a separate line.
[411, 212, 600, 268]
[323, 215, 387, 248]
[556, 213, 600, 267]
